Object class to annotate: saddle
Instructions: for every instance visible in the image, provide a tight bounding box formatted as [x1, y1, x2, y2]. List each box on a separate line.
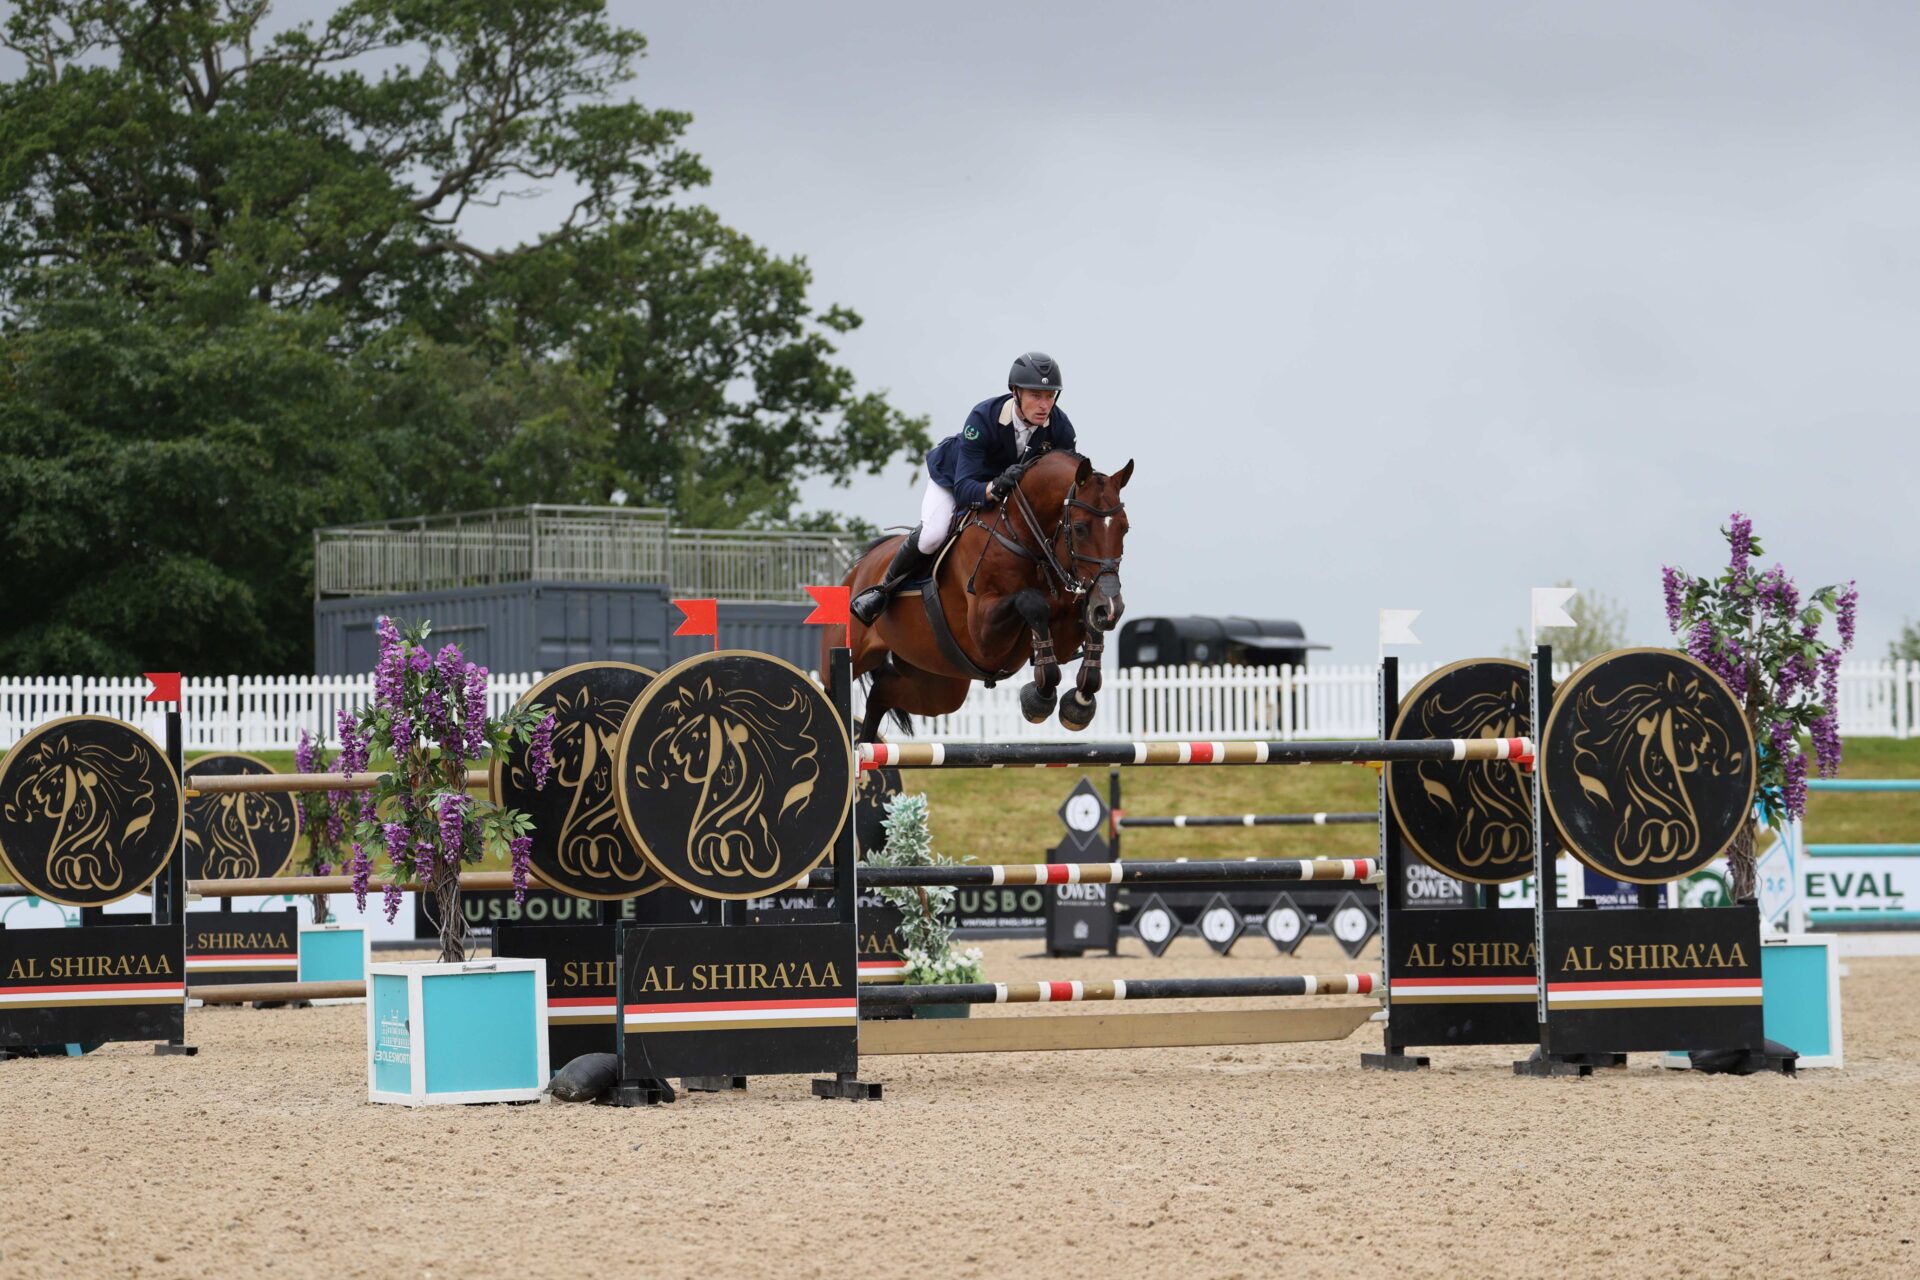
[893, 508, 1071, 686]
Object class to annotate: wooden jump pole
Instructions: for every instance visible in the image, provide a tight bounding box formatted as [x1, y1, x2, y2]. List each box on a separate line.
[806, 857, 1381, 888]
[858, 973, 1380, 1008]
[184, 767, 492, 795]
[183, 870, 547, 897]
[858, 1006, 1379, 1055]
[182, 856, 1380, 899]
[1118, 812, 1378, 829]
[193, 981, 366, 1004]
[860, 737, 1533, 770]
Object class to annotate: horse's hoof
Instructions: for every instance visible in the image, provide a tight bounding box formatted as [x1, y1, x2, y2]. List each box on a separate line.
[1058, 690, 1096, 731]
[1020, 682, 1058, 724]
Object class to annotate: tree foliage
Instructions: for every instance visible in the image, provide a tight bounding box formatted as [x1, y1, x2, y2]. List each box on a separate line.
[0, 1, 927, 673]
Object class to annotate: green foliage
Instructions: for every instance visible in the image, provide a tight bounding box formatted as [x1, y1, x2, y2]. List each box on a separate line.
[862, 792, 985, 985]
[0, 1, 928, 672]
[1504, 581, 1629, 665]
[1890, 620, 1920, 664]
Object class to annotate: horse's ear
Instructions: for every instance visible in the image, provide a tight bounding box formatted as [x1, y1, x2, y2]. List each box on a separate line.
[1113, 459, 1135, 489]
[1074, 457, 1093, 486]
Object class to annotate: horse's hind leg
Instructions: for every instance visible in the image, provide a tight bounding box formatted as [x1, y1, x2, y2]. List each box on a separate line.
[1009, 588, 1061, 724]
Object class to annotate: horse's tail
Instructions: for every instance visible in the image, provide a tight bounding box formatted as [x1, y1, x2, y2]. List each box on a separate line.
[887, 706, 913, 737]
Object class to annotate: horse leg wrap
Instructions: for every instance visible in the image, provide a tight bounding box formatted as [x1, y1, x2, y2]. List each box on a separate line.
[1031, 639, 1059, 692]
[1077, 633, 1104, 697]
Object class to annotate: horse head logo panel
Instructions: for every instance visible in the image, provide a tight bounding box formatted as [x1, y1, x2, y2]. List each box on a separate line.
[616, 651, 855, 900]
[1388, 659, 1536, 885]
[0, 716, 183, 907]
[496, 662, 664, 899]
[1542, 649, 1756, 885]
[184, 754, 300, 881]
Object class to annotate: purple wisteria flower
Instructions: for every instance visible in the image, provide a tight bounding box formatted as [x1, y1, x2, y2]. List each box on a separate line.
[314, 862, 332, 877]
[350, 845, 372, 912]
[1726, 511, 1753, 585]
[1768, 720, 1809, 819]
[509, 835, 533, 904]
[1754, 566, 1798, 621]
[1837, 581, 1858, 650]
[1818, 650, 1842, 714]
[1661, 566, 1686, 633]
[382, 821, 411, 869]
[295, 730, 317, 774]
[383, 881, 404, 924]
[438, 793, 468, 861]
[336, 710, 368, 775]
[1809, 712, 1843, 778]
[462, 663, 489, 758]
[530, 712, 557, 790]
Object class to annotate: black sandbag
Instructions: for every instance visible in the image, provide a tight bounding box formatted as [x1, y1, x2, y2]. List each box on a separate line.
[549, 1052, 621, 1102]
[1688, 1038, 1799, 1076]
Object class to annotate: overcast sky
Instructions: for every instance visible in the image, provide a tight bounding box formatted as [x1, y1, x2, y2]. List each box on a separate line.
[590, 1, 1918, 663]
[27, 2, 1920, 663]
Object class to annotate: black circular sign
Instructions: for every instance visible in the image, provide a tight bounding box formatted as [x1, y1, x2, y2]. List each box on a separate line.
[615, 650, 855, 900]
[855, 765, 902, 857]
[1541, 648, 1756, 885]
[0, 716, 183, 907]
[494, 661, 663, 900]
[184, 753, 301, 881]
[1388, 659, 1536, 884]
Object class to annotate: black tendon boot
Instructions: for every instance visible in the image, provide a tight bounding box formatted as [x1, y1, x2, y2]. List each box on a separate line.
[850, 527, 931, 625]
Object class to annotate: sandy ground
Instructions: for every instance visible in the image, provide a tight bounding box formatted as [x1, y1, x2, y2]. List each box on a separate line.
[3, 937, 1917, 1280]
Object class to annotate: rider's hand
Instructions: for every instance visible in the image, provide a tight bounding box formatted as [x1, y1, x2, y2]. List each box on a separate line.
[990, 465, 1024, 500]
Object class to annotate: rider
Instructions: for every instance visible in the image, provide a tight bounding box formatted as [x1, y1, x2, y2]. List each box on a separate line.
[850, 351, 1077, 625]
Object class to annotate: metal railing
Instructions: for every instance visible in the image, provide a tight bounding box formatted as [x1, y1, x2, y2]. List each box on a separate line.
[313, 505, 854, 603]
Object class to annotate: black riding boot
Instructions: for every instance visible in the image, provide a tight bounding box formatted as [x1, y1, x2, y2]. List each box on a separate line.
[850, 527, 930, 625]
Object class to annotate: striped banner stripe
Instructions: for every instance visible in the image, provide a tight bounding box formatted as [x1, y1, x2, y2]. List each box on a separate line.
[0, 981, 186, 1007]
[1546, 978, 1762, 1010]
[623, 996, 859, 1032]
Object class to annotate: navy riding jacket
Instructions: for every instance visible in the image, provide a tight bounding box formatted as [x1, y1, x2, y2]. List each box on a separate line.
[925, 395, 1077, 508]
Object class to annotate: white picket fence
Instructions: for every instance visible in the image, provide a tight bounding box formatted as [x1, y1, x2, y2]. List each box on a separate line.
[0, 674, 541, 753]
[3, 660, 1916, 751]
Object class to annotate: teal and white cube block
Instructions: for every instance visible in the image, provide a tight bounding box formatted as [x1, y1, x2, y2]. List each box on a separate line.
[299, 922, 370, 984]
[366, 959, 550, 1106]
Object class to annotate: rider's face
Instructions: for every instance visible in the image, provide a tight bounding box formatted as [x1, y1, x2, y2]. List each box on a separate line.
[1015, 389, 1057, 426]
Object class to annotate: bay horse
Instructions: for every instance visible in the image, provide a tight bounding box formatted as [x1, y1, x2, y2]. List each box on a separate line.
[829, 450, 1133, 742]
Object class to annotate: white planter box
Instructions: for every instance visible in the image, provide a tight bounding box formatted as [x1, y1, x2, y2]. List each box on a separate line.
[366, 959, 549, 1105]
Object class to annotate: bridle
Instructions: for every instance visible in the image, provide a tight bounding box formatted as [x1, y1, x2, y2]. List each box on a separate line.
[972, 460, 1126, 602]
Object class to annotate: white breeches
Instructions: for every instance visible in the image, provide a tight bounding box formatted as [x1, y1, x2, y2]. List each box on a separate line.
[916, 480, 956, 554]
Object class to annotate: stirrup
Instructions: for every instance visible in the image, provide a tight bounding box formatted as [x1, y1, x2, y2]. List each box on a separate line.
[850, 586, 891, 625]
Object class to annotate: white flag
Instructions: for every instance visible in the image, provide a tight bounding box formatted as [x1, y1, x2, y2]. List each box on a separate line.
[1378, 609, 1422, 647]
[1531, 587, 1578, 630]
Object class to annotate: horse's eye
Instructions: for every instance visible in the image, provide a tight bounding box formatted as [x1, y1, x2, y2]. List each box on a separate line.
[1074, 521, 1091, 537]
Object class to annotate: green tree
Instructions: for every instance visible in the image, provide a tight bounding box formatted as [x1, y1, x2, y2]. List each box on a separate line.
[1504, 582, 1629, 666]
[0, 1, 927, 672]
[1890, 620, 1920, 664]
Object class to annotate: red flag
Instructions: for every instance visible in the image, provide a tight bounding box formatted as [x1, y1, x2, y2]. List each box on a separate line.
[144, 672, 182, 704]
[803, 585, 850, 626]
[672, 599, 719, 651]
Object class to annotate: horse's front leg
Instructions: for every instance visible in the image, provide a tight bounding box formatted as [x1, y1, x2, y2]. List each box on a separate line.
[1059, 625, 1102, 731]
[1010, 588, 1060, 723]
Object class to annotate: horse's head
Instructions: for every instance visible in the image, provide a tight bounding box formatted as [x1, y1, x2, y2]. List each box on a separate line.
[1019, 451, 1134, 631]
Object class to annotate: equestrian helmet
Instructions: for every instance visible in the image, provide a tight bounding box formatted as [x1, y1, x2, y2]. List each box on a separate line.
[1008, 351, 1062, 394]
